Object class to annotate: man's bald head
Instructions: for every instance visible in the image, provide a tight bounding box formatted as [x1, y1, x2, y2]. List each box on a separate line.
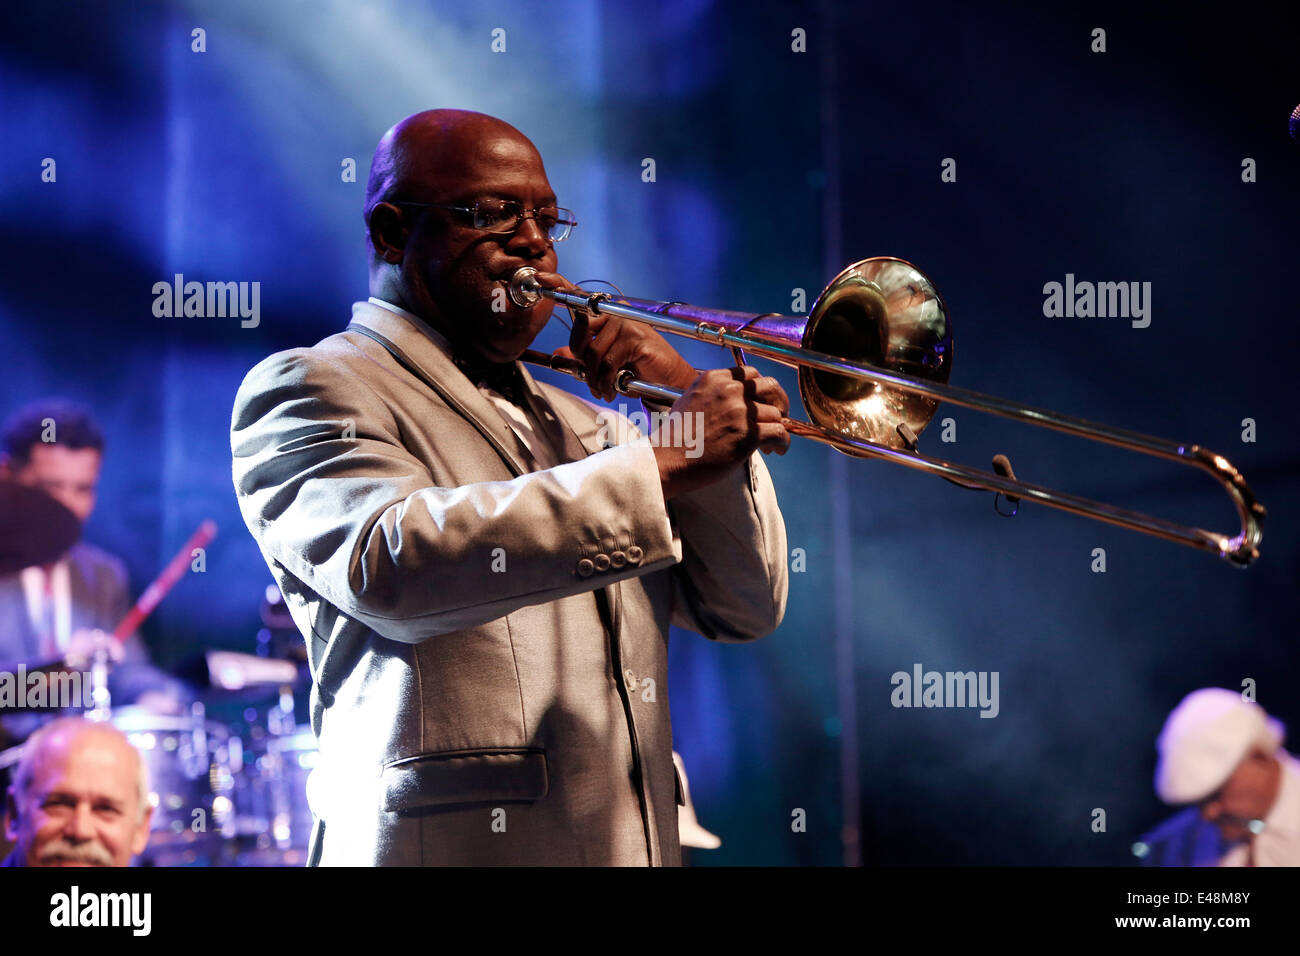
[362, 109, 563, 362]
[364, 109, 540, 240]
[11, 717, 149, 816]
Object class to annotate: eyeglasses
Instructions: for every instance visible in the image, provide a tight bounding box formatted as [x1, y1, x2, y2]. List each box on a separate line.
[391, 198, 577, 242]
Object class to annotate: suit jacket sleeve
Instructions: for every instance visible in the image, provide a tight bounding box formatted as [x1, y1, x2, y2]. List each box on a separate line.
[612, 397, 788, 643]
[230, 350, 684, 644]
[664, 452, 788, 643]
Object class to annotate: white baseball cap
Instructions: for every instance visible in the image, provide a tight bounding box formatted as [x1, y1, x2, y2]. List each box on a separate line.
[1154, 688, 1284, 805]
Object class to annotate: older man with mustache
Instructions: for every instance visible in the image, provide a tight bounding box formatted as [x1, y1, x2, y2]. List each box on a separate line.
[3, 717, 152, 867]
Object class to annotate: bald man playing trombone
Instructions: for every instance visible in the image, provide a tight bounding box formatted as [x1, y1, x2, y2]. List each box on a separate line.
[231, 109, 789, 866]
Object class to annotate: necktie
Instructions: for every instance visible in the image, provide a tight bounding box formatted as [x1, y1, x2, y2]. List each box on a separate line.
[453, 352, 526, 407]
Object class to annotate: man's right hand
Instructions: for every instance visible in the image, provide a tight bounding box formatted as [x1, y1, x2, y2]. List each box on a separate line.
[64, 628, 124, 670]
[651, 366, 790, 501]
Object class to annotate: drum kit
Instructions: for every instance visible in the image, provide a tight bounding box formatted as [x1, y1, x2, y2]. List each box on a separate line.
[97, 667, 318, 867]
[0, 478, 317, 866]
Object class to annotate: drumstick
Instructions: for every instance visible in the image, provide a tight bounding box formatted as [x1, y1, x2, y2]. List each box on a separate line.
[112, 519, 217, 641]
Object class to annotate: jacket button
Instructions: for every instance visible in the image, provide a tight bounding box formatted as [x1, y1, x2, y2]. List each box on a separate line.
[610, 550, 627, 568]
[626, 546, 643, 565]
[593, 553, 611, 572]
[623, 668, 637, 692]
[577, 558, 595, 577]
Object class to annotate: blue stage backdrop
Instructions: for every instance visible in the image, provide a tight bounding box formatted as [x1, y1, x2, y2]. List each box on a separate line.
[1, 0, 1296, 865]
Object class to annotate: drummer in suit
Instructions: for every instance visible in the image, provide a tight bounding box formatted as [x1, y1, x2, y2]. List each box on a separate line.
[0, 400, 187, 747]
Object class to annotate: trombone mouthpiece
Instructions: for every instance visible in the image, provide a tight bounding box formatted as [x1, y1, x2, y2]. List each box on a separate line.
[508, 267, 542, 307]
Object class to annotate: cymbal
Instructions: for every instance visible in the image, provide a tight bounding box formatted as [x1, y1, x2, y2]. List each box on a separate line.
[0, 479, 80, 575]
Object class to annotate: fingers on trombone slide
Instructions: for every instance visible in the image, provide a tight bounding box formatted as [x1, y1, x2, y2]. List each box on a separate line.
[729, 366, 791, 455]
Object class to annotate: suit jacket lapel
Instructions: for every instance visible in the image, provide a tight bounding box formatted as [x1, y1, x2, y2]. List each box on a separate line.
[65, 545, 95, 633]
[346, 303, 532, 477]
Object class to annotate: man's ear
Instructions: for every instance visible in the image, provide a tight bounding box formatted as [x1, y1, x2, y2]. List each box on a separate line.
[367, 203, 408, 264]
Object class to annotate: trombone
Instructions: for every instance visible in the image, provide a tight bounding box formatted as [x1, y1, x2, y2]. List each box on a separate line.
[509, 257, 1264, 567]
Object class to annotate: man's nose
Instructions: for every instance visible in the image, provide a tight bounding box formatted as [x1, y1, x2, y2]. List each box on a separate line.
[507, 216, 550, 257]
[65, 803, 96, 841]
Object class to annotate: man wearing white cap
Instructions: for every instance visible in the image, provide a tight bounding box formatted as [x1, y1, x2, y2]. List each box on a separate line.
[1138, 688, 1300, 866]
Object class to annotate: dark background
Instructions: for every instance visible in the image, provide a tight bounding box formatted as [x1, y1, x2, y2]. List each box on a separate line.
[1, 0, 1296, 865]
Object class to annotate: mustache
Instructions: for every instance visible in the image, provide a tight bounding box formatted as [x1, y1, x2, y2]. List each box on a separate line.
[36, 838, 114, 866]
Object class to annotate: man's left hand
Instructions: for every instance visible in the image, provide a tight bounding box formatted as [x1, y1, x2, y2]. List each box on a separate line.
[550, 295, 696, 402]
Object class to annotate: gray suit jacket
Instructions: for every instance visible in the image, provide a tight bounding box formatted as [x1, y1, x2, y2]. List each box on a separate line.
[230, 301, 788, 866]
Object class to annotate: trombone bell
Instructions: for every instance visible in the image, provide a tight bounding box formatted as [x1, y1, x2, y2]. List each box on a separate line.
[800, 258, 951, 452]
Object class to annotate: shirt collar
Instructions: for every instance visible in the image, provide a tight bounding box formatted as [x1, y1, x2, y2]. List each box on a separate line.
[367, 297, 454, 359]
